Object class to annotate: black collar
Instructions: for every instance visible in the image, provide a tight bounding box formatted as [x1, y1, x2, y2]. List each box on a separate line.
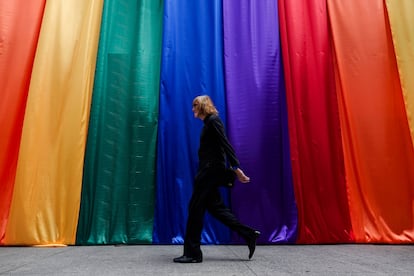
[203, 114, 212, 124]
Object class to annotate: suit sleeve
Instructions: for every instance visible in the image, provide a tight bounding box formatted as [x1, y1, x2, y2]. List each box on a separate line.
[210, 116, 240, 168]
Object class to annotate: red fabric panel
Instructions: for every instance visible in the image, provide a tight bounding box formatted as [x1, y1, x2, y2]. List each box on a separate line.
[328, 0, 414, 243]
[0, 0, 45, 243]
[279, 0, 354, 243]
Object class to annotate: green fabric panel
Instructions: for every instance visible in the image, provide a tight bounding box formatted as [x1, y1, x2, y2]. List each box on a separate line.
[76, 0, 163, 244]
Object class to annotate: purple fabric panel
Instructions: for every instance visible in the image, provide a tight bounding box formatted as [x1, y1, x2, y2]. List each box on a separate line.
[223, 0, 298, 243]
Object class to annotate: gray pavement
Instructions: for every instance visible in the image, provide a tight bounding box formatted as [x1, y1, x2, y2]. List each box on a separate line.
[0, 244, 413, 275]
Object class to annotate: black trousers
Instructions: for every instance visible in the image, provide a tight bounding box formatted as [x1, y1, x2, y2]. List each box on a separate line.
[183, 164, 255, 258]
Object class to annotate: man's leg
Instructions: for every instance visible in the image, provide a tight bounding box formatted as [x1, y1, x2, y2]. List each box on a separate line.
[174, 182, 211, 263]
[206, 188, 255, 237]
[207, 188, 260, 259]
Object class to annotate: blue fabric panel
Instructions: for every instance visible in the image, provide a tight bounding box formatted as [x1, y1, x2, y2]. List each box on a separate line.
[153, 0, 231, 244]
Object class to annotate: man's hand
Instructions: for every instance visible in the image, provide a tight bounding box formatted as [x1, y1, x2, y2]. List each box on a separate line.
[234, 168, 250, 183]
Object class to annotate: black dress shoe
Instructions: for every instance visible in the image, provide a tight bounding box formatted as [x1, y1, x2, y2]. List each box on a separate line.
[173, 255, 202, 263]
[247, 230, 261, 259]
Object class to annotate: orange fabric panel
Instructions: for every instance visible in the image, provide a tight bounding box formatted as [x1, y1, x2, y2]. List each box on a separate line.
[328, 0, 414, 243]
[0, 0, 46, 244]
[4, 0, 103, 245]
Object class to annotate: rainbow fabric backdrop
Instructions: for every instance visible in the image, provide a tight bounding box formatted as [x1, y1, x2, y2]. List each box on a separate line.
[1, 0, 414, 246]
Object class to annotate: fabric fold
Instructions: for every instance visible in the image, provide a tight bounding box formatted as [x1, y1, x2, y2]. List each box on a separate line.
[329, 0, 414, 243]
[223, 0, 298, 244]
[0, 0, 46, 244]
[385, 0, 414, 147]
[4, 0, 103, 245]
[278, 0, 353, 243]
[76, 0, 163, 245]
[153, 0, 230, 244]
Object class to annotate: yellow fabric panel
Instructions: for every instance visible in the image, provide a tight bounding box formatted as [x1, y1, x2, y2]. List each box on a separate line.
[385, 0, 414, 146]
[4, 0, 103, 245]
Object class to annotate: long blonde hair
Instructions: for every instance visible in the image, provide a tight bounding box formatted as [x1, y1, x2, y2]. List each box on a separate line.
[193, 95, 219, 116]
